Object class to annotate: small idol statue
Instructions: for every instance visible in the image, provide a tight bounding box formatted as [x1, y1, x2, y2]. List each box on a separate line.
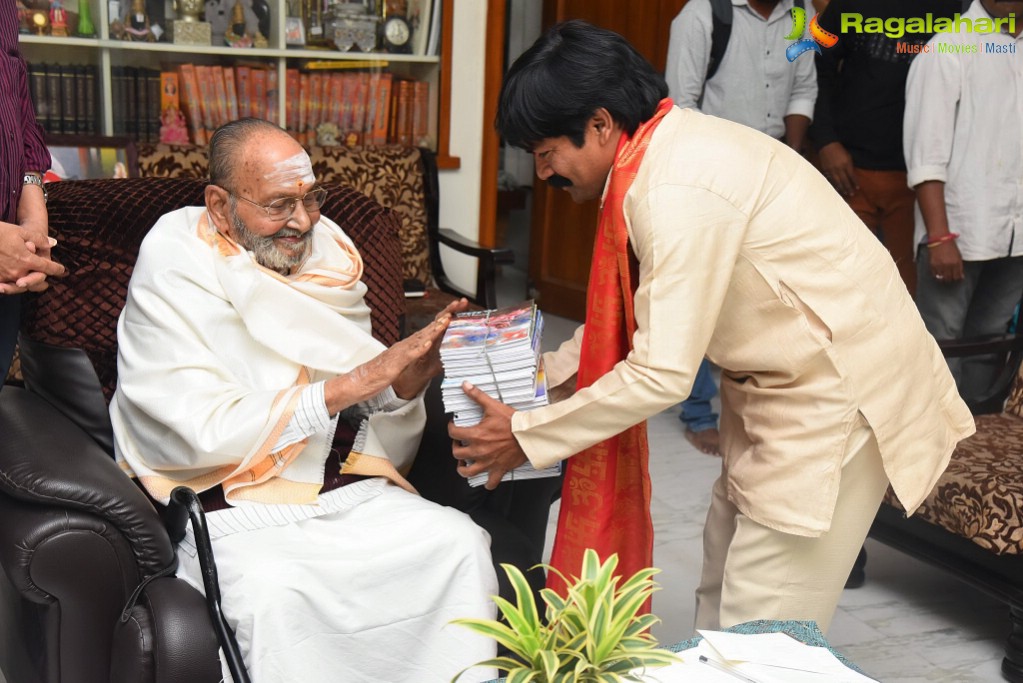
[159, 107, 191, 144]
[49, 0, 69, 37]
[123, 0, 156, 41]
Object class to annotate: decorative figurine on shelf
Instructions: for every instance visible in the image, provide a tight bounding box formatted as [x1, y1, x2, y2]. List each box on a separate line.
[16, 2, 32, 33]
[224, 0, 253, 47]
[175, 0, 205, 21]
[76, 0, 96, 36]
[159, 107, 191, 144]
[171, 0, 212, 45]
[123, 0, 156, 41]
[49, 0, 69, 37]
[316, 122, 340, 147]
[29, 6, 50, 35]
[223, 0, 267, 48]
[251, 0, 270, 43]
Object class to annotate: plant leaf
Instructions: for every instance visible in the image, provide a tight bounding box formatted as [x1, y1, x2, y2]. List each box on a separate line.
[449, 617, 533, 659]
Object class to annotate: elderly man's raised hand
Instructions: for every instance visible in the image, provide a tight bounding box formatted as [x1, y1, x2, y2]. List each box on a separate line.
[0, 223, 66, 295]
[391, 297, 471, 397]
[325, 313, 454, 413]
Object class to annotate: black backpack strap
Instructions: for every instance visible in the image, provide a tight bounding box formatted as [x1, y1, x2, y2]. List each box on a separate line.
[961, 0, 972, 10]
[707, 0, 733, 82]
[795, 0, 804, 10]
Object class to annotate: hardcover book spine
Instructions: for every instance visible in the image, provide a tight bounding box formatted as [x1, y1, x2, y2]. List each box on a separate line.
[60, 66, 77, 136]
[223, 67, 239, 123]
[251, 68, 268, 121]
[74, 66, 89, 134]
[285, 68, 300, 141]
[84, 66, 97, 134]
[29, 63, 49, 133]
[371, 72, 392, 146]
[177, 64, 207, 145]
[132, 66, 145, 142]
[194, 66, 218, 141]
[412, 80, 429, 148]
[147, 69, 161, 142]
[235, 66, 251, 119]
[298, 72, 309, 146]
[265, 68, 280, 125]
[46, 65, 63, 134]
[210, 66, 229, 129]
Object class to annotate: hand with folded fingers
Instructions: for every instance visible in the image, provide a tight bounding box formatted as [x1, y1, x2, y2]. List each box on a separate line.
[0, 223, 66, 295]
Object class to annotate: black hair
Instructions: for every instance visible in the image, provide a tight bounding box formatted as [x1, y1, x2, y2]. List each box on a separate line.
[496, 20, 669, 150]
[207, 117, 286, 190]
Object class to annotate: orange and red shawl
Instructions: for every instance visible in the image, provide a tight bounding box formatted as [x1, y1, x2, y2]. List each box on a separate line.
[546, 98, 674, 608]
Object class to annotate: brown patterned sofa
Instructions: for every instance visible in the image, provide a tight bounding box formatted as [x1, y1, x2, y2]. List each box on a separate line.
[135, 142, 513, 334]
[0, 177, 406, 683]
[868, 336, 1023, 682]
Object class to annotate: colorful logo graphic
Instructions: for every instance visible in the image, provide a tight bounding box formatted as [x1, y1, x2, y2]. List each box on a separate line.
[785, 7, 839, 61]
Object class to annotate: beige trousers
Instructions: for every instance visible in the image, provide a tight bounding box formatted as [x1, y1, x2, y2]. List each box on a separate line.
[694, 429, 889, 633]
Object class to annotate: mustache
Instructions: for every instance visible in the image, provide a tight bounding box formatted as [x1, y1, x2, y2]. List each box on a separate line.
[273, 227, 311, 240]
[547, 174, 573, 189]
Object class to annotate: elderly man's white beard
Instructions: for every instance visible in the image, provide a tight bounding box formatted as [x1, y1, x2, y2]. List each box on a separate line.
[230, 206, 313, 272]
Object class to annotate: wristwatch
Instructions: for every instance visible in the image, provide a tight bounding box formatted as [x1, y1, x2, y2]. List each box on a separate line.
[22, 172, 47, 203]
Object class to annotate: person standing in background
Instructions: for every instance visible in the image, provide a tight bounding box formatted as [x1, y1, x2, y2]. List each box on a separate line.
[665, 0, 818, 454]
[809, 0, 960, 296]
[0, 5, 64, 390]
[904, 0, 1023, 404]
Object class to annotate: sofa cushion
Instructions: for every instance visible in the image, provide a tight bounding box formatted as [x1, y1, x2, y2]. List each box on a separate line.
[135, 142, 211, 180]
[309, 144, 431, 289]
[884, 412, 1023, 555]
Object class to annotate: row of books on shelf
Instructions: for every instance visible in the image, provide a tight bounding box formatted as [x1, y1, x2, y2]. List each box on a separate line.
[25, 61, 432, 150]
[284, 69, 430, 149]
[164, 64, 430, 148]
[27, 64, 99, 137]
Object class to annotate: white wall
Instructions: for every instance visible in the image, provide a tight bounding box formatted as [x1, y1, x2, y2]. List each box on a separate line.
[436, 0, 489, 295]
[503, 0, 543, 187]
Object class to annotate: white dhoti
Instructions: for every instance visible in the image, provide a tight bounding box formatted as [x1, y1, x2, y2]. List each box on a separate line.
[176, 480, 499, 683]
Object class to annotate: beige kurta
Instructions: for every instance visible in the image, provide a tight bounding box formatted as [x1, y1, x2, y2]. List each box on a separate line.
[514, 107, 974, 537]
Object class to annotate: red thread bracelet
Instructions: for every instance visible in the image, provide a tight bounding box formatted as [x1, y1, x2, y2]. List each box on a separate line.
[926, 233, 960, 248]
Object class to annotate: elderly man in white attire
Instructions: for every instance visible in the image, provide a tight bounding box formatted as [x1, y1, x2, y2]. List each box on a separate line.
[109, 117, 498, 683]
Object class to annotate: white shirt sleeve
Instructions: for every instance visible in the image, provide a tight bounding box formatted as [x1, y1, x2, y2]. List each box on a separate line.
[665, 1, 713, 110]
[273, 381, 331, 452]
[785, 43, 817, 120]
[272, 383, 409, 452]
[903, 37, 960, 189]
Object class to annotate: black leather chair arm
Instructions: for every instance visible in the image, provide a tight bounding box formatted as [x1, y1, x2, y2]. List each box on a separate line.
[938, 333, 1023, 415]
[434, 228, 515, 309]
[0, 387, 176, 576]
[111, 576, 222, 683]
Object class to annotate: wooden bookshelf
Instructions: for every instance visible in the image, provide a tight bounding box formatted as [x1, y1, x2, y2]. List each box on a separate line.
[19, 0, 457, 165]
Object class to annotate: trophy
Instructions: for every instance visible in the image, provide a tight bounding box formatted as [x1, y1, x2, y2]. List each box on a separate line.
[170, 0, 212, 45]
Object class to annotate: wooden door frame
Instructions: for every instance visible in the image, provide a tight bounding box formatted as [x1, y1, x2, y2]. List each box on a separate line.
[477, 0, 507, 250]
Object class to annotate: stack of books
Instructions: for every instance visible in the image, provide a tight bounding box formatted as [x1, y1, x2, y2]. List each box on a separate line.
[440, 301, 562, 487]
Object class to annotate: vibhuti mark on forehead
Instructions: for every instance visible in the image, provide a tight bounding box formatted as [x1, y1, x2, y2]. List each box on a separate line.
[263, 151, 315, 188]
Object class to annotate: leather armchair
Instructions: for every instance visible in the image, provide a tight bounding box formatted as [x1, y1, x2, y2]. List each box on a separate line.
[0, 177, 407, 683]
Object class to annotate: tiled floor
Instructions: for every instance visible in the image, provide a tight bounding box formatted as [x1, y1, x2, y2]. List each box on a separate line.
[495, 259, 1010, 683]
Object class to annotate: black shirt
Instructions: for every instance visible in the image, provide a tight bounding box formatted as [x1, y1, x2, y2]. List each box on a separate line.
[808, 0, 961, 170]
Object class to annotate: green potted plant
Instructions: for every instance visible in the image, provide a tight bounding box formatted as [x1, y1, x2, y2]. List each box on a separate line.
[451, 549, 680, 683]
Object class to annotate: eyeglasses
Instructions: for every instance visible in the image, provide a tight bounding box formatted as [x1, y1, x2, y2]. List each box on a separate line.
[226, 186, 329, 222]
